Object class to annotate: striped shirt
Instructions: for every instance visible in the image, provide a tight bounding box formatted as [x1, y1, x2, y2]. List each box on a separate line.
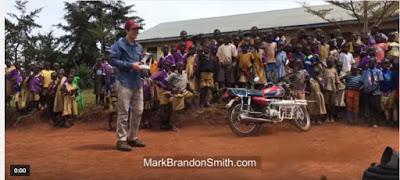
[345, 75, 362, 90]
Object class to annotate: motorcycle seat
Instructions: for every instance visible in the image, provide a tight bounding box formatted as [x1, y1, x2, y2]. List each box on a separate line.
[227, 88, 262, 97]
[247, 89, 263, 97]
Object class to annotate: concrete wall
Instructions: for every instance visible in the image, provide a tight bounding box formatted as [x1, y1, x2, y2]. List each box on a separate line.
[142, 41, 180, 61]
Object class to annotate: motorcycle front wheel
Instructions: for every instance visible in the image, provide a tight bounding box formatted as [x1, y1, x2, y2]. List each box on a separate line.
[228, 103, 262, 137]
[293, 105, 311, 131]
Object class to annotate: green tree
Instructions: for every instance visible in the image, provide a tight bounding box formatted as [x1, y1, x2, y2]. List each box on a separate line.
[88, 0, 144, 54]
[57, 0, 144, 68]
[25, 31, 63, 63]
[298, 0, 399, 33]
[5, 0, 42, 65]
[57, 1, 98, 68]
[5, 18, 16, 64]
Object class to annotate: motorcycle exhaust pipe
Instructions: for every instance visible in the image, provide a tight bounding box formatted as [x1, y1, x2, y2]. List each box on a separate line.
[239, 113, 273, 123]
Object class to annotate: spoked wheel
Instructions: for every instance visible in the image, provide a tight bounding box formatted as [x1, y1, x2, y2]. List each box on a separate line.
[293, 105, 311, 131]
[228, 103, 261, 136]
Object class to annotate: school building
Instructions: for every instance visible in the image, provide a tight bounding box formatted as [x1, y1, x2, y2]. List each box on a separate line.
[136, 4, 399, 60]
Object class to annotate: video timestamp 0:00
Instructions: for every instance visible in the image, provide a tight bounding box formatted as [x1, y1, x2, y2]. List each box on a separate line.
[10, 165, 30, 176]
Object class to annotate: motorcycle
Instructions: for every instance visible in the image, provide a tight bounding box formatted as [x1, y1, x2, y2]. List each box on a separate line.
[225, 82, 310, 136]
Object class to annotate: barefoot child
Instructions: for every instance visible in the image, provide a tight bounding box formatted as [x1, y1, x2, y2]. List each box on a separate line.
[53, 69, 67, 127]
[360, 59, 383, 128]
[345, 66, 362, 124]
[174, 41, 187, 66]
[380, 59, 397, 125]
[339, 43, 355, 74]
[152, 61, 173, 131]
[238, 46, 254, 88]
[318, 36, 330, 66]
[107, 68, 118, 130]
[5, 62, 16, 107]
[287, 59, 309, 100]
[323, 57, 340, 122]
[185, 46, 197, 92]
[8, 64, 23, 110]
[198, 40, 215, 107]
[158, 45, 175, 72]
[276, 41, 287, 83]
[28, 65, 43, 112]
[47, 72, 58, 124]
[167, 62, 196, 130]
[307, 66, 326, 124]
[62, 72, 79, 128]
[335, 60, 347, 121]
[374, 34, 388, 65]
[93, 58, 105, 105]
[72, 71, 84, 114]
[263, 32, 277, 83]
[14, 68, 27, 115]
[253, 39, 267, 89]
[304, 45, 317, 76]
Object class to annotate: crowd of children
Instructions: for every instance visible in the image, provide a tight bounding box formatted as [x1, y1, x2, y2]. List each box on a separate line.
[149, 25, 399, 128]
[5, 61, 83, 128]
[6, 25, 399, 130]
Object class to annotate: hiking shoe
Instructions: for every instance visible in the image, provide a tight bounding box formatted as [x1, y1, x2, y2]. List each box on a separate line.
[127, 139, 146, 147]
[116, 141, 132, 151]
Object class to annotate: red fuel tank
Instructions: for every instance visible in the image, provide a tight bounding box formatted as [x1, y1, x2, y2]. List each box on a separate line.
[261, 85, 286, 98]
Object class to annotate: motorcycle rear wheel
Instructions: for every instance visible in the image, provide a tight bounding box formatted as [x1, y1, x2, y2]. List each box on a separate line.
[228, 103, 262, 137]
[293, 105, 311, 131]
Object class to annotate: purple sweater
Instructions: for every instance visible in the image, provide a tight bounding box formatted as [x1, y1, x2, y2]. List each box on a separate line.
[151, 70, 171, 90]
[29, 74, 42, 93]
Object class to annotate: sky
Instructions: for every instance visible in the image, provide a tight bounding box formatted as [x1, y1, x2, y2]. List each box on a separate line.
[4, 0, 328, 37]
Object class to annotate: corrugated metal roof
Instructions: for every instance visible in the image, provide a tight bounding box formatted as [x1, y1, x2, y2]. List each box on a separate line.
[137, 4, 355, 42]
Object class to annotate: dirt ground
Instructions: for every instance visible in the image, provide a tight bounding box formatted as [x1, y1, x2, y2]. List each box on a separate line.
[5, 106, 399, 180]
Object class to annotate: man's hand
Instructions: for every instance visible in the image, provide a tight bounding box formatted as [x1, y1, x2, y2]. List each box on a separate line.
[132, 62, 141, 71]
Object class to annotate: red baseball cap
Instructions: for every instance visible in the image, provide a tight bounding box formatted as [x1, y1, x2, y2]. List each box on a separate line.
[125, 19, 143, 30]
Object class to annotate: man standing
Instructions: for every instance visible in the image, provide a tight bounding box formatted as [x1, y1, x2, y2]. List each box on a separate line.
[109, 19, 146, 151]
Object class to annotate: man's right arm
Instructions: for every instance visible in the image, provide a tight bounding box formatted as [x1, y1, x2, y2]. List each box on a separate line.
[109, 42, 134, 71]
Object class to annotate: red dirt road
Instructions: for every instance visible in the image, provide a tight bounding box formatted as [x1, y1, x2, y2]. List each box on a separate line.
[5, 108, 399, 180]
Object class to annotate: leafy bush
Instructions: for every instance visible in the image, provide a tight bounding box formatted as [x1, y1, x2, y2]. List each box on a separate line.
[76, 64, 93, 89]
